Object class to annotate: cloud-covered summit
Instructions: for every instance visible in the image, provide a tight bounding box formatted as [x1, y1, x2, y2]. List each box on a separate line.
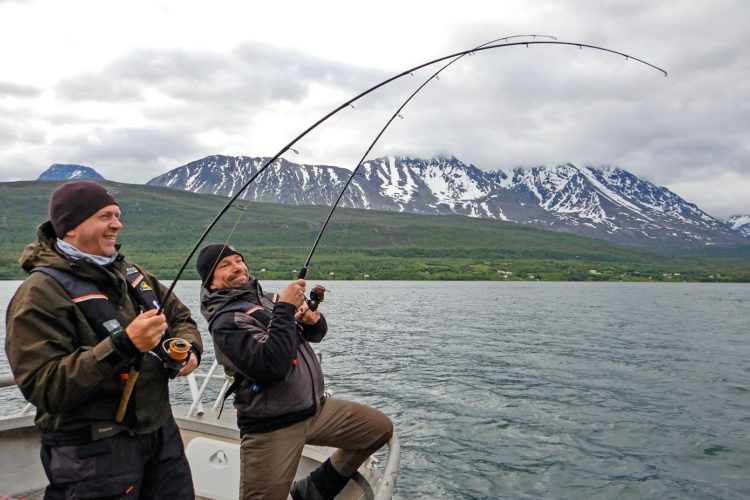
[1, 0, 748, 219]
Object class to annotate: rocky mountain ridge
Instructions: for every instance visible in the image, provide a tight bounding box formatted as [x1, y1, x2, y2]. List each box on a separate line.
[38, 164, 104, 181]
[726, 215, 750, 239]
[146, 155, 747, 247]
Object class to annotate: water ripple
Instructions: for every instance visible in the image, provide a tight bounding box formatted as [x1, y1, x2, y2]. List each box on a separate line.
[2, 281, 749, 499]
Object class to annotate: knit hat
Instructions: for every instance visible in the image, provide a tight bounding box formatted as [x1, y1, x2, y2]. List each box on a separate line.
[196, 244, 244, 286]
[49, 180, 119, 236]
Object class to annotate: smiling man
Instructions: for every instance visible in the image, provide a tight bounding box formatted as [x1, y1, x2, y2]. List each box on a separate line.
[5, 180, 202, 499]
[197, 244, 393, 500]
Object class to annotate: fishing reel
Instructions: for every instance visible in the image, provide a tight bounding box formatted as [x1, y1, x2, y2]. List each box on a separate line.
[306, 285, 328, 311]
[151, 338, 193, 379]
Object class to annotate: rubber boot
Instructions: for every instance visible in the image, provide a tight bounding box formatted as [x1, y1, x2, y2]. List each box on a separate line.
[290, 458, 349, 500]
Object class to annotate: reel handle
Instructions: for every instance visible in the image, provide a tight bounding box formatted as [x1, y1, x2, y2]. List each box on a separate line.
[306, 285, 327, 311]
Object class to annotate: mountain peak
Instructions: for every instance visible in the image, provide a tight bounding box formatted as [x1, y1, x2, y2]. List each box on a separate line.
[147, 155, 747, 248]
[726, 214, 750, 239]
[38, 164, 104, 181]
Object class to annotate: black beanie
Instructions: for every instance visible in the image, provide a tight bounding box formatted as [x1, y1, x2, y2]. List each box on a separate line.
[49, 181, 119, 236]
[196, 244, 244, 287]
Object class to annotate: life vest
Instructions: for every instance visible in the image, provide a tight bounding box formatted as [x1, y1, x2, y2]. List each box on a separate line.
[32, 264, 162, 343]
[30, 264, 185, 378]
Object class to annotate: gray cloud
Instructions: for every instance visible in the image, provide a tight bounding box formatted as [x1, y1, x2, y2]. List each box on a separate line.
[0, 81, 42, 98]
[44, 125, 207, 179]
[0, 103, 46, 148]
[51, 43, 387, 162]
[1, 1, 749, 219]
[56, 43, 381, 107]
[354, 7, 750, 218]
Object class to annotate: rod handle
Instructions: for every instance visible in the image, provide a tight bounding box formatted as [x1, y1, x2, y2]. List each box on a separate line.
[115, 367, 140, 423]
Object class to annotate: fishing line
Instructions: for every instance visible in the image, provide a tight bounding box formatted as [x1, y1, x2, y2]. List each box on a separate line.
[324, 201, 358, 277]
[161, 39, 667, 305]
[123, 37, 666, 419]
[297, 35, 558, 278]
[117, 204, 248, 421]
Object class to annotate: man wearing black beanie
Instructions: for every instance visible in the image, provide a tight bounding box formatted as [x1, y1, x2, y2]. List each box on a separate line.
[197, 243, 393, 500]
[5, 180, 202, 499]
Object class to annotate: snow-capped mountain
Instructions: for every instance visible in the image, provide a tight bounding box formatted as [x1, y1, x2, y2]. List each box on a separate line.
[147, 155, 746, 247]
[38, 164, 104, 181]
[726, 215, 750, 239]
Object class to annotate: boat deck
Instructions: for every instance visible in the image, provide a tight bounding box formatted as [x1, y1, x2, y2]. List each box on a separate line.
[0, 372, 398, 499]
[172, 404, 383, 499]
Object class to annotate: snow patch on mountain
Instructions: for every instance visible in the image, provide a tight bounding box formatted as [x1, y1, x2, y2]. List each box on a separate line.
[147, 154, 747, 247]
[726, 215, 750, 238]
[38, 164, 104, 181]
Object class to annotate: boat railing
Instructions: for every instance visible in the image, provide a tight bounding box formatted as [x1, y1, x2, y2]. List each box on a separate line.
[1, 373, 16, 388]
[0, 373, 35, 415]
[184, 359, 228, 418]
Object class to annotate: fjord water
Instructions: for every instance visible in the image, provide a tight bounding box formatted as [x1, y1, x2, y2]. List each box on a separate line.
[1, 281, 748, 499]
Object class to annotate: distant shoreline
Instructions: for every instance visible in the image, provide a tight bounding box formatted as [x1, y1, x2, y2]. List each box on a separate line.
[2, 278, 749, 283]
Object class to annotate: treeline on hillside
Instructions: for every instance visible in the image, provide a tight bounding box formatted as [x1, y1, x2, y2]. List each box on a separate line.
[1, 181, 748, 281]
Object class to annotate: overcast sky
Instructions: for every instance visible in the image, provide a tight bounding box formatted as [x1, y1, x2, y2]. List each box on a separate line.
[1, 0, 748, 218]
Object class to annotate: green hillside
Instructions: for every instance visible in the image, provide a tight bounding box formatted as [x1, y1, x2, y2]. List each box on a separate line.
[1, 181, 748, 281]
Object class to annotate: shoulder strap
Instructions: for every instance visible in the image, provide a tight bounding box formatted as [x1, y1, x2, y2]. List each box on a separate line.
[30, 267, 127, 341]
[123, 263, 161, 311]
[208, 300, 249, 331]
[208, 297, 276, 331]
[217, 374, 244, 419]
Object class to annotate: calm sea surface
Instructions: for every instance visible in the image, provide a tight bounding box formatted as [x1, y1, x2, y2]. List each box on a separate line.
[1, 281, 748, 499]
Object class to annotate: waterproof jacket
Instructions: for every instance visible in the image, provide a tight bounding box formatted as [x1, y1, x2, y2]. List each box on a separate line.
[200, 278, 327, 434]
[4, 222, 202, 439]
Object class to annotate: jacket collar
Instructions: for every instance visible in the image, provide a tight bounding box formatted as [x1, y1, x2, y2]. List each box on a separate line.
[199, 277, 263, 322]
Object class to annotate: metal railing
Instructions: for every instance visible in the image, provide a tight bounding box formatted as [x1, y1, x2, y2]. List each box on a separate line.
[0, 373, 15, 388]
[0, 373, 35, 415]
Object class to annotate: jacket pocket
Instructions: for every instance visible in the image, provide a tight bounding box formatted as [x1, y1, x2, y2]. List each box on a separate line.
[44, 438, 140, 498]
[45, 440, 111, 483]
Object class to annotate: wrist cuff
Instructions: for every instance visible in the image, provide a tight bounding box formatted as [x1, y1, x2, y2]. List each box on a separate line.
[110, 329, 140, 358]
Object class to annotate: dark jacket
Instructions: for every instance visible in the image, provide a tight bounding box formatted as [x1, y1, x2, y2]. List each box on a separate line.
[200, 278, 327, 433]
[4, 222, 202, 438]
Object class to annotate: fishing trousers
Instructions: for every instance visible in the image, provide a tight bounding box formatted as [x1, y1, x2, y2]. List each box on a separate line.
[39, 416, 194, 499]
[239, 397, 393, 500]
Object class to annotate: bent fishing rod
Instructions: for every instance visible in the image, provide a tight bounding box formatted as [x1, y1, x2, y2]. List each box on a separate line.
[117, 39, 667, 419]
[297, 35, 559, 309]
[296, 41, 668, 281]
[297, 34, 558, 280]
[159, 39, 667, 308]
